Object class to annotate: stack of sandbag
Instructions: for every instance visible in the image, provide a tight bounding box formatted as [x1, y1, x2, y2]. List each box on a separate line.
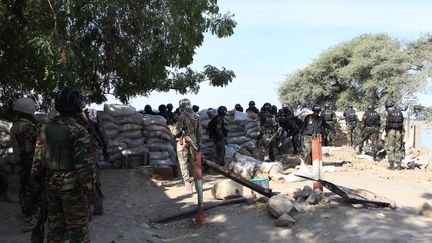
[142, 114, 176, 167]
[198, 109, 218, 160]
[226, 153, 262, 179]
[99, 104, 148, 168]
[224, 110, 259, 158]
[0, 119, 15, 175]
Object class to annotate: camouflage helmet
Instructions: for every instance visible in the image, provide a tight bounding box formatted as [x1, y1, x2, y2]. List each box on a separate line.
[55, 86, 83, 114]
[312, 104, 321, 112]
[385, 98, 394, 108]
[14, 97, 36, 115]
[179, 98, 191, 112]
[217, 106, 227, 115]
[248, 100, 255, 106]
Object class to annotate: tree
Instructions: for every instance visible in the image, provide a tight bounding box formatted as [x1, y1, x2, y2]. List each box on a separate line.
[278, 34, 431, 110]
[0, 0, 236, 119]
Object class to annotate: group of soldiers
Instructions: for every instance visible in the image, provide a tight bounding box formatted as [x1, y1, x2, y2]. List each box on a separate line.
[5, 87, 103, 242]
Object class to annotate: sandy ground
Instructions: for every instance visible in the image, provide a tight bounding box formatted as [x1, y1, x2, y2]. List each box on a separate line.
[1, 145, 432, 243]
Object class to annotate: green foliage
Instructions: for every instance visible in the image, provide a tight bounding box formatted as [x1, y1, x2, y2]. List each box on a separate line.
[278, 34, 431, 110]
[0, 0, 236, 119]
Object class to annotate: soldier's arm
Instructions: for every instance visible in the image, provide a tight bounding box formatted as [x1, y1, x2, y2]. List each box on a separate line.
[31, 137, 43, 186]
[73, 125, 95, 199]
[215, 117, 224, 139]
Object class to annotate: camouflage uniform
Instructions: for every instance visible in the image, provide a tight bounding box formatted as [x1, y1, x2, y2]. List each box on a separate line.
[384, 108, 405, 169]
[321, 108, 337, 146]
[257, 110, 280, 162]
[32, 115, 94, 243]
[175, 110, 202, 184]
[357, 109, 381, 158]
[302, 111, 334, 164]
[343, 108, 359, 147]
[10, 116, 39, 222]
[209, 114, 227, 166]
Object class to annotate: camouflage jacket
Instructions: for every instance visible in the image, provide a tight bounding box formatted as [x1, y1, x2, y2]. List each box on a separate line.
[10, 117, 38, 166]
[175, 111, 202, 145]
[32, 115, 95, 193]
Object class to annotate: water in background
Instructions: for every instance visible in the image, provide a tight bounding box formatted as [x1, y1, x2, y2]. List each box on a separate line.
[421, 128, 432, 148]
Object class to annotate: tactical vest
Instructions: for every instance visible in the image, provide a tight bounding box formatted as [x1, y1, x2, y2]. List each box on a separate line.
[345, 109, 357, 123]
[365, 110, 380, 127]
[41, 121, 75, 170]
[304, 115, 323, 136]
[322, 110, 334, 122]
[263, 113, 278, 135]
[387, 110, 403, 130]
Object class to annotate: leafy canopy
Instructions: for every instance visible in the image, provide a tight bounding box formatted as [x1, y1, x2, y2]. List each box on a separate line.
[0, 0, 236, 119]
[278, 34, 432, 110]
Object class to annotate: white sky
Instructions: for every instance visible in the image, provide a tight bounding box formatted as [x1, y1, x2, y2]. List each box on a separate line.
[91, 0, 432, 111]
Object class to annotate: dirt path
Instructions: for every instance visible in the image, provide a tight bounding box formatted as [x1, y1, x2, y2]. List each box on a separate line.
[1, 146, 432, 242]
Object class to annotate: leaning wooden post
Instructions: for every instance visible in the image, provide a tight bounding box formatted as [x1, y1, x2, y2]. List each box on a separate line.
[312, 134, 323, 191]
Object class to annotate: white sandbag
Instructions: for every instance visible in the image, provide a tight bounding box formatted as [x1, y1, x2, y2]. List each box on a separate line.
[121, 145, 149, 156]
[104, 104, 137, 117]
[239, 140, 256, 150]
[149, 151, 170, 160]
[143, 125, 171, 134]
[257, 162, 284, 178]
[116, 130, 143, 140]
[246, 132, 258, 139]
[227, 136, 251, 145]
[0, 119, 12, 133]
[227, 161, 259, 179]
[150, 159, 174, 166]
[142, 114, 167, 126]
[102, 120, 119, 131]
[142, 130, 172, 141]
[234, 153, 262, 164]
[233, 111, 248, 122]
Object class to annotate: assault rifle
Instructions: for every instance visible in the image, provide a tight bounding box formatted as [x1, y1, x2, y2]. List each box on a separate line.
[264, 127, 283, 149]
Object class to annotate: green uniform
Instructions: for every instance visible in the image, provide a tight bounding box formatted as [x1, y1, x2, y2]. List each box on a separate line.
[257, 111, 279, 162]
[357, 109, 381, 158]
[175, 111, 202, 183]
[384, 108, 405, 168]
[321, 108, 337, 146]
[343, 108, 359, 147]
[10, 116, 38, 222]
[32, 115, 95, 243]
[302, 113, 334, 164]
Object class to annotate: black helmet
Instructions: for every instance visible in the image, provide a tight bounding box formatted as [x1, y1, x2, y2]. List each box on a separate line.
[55, 86, 83, 115]
[192, 105, 199, 112]
[234, 104, 243, 112]
[263, 102, 271, 111]
[166, 103, 173, 111]
[385, 98, 394, 108]
[367, 104, 374, 111]
[248, 100, 255, 106]
[144, 104, 153, 113]
[158, 104, 167, 113]
[217, 106, 227, 115]
[312, 104, 321, 112]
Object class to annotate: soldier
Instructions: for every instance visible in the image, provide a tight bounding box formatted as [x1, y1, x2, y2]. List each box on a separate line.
[10, 97, 39, 226]
[144, 104, 156, 115]
[257, 103, 281, 161]
[158, 104, 168, 119]
[175, 99, 202, 193]
[32, 86, 95, 242]
[208, 106, 228, 166]
[321, 102, 337, 146]
[234, 104, 244, 112]
[245, 100, 259, 114]
[278, 103, 303, 155]
[343, 104, 359, 147]
[166, 103, 176, 126]
[302, 104, 335, 164]
[357, 104, 381, 160]
[384, 99, 405, 170]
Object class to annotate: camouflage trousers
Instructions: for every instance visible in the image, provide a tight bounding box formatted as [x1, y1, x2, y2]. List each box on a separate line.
[177, 141, 197, 183]
[357, 126, 380, 155]
[303, 135, 313, 164]
[385, 129, 404, 166]
[260, 136, 276, 162]
[213, 138, 226, 166]
[290, 132, 302, 154]
[46, 187, 90, 243]
[19, 168, 37, 220]
[324, 122, 335, 146]
[346, 123, 357, 146]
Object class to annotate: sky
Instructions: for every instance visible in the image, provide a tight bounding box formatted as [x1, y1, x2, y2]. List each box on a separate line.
[91, 0, 432, 111]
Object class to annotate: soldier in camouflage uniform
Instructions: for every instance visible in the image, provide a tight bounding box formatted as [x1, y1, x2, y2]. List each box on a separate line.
[343, 104, 359, 147]
[302, 104, 335, 164]
[384, 99, 405, 170]
[357, 104, 381, 160]
[257, 103, 281, 162]
[175, 99, 202, 193]
[10, 97, 39, 225]
[32, 86, 95, 242]
[208, 106, 228, 166]
[321, 102, 337, 146]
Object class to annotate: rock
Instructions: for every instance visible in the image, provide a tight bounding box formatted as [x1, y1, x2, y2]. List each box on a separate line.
[291, 202, 305, 214]
[293, 188, 310, 201]
[256, 196, 269, 204]
[211, 179, 243, 200]
[418, 201, 432, 218]
[267, 195, 294, 218]
[306, 191, 319, 205]
[274, 213, 296, 227]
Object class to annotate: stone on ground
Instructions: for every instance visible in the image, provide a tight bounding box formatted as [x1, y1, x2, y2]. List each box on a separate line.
[211, 179, 243, 200]
[274, 213, 296, 227]
[267, 195, 294, 218]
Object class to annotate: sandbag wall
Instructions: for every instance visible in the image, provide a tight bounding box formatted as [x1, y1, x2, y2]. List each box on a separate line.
[0, 119, 15, 176]
[98, 104, 176, 169]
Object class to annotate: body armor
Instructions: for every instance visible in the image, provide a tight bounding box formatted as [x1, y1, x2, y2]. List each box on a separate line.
[41, 122, 75, 170]
[365, 110, 380, 126]
[387, 110, 403, 130]
[322, 110, 334, 122]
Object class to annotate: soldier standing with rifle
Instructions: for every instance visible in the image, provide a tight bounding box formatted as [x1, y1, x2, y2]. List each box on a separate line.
[32, 86, 95, 242]
[257, 103, 281, 162]
[343, 104, 359, 147]
[10, 97, 39, 229]
[357, 104, 381, 160]
[208, 106, 228, 166]
[175, 98, 202, 194]
[321, 102, 337, 146]
[384, 99, 405, 170]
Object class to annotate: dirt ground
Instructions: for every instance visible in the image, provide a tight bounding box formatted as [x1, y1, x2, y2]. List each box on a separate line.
[1, 145, 432, 243]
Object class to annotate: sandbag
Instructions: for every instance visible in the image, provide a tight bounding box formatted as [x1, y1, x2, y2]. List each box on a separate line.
[256, 162, 284, 179]
[102, 121, 119, 131]
[107, 143, 127, 155]
[149, 159, 175, 166]
[118, 124, 143, 132]
[227, 125, 245, 133]
[121, 145, 149, 156]
[234, 153, 262, 164]
[146, 143, 175, 154]
[116, 130, 143, 140]
[227, 136, 250, 144]
[227, 161, 259, 179]
[233, 111, 248, 122]
[142, 130, 172, 141]
[117, 137, 146, 148]
[0, 119, 12, 133]
[142, 115, 167, 126]
[149, 151, 170, 160]
[146, 138, 170, 144]
[104, 104, 137, 117]
[244, 121, 258, 130]
[143, 125, 171, 135]
[104, 129, 120, 140]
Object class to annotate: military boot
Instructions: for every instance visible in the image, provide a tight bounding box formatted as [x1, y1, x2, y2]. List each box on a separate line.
[395, 164, 403, 171]
[387, 162, 395, 170]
